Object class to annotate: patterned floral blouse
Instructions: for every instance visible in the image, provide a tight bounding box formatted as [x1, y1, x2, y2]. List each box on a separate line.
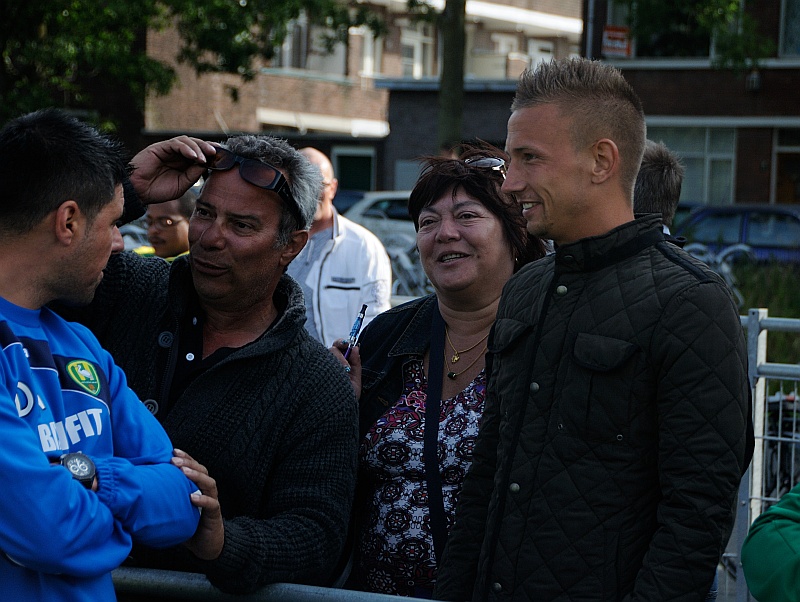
[354, 357, 486, 597]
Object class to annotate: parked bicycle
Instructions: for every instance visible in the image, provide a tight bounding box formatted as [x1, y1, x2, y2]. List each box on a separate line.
[384, 234, 433, 299]
[683, 242, 755, 308]
[762, 391, 800, 501]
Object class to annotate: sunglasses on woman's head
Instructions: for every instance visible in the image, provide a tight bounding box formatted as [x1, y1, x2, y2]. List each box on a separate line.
[207, 146, 304, 227]
[463, 156, 507, 180]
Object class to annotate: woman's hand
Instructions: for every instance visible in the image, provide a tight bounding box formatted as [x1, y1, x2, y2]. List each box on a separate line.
[330, 340, 362, 399]
[130, 136, 217, 204]
[172, 448, 224, 560]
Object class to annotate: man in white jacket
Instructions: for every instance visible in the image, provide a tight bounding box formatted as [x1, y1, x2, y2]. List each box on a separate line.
[289, 147, 391, 345]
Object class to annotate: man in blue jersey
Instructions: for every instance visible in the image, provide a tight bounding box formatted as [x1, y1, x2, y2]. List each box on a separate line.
[0, 108, 204, 601]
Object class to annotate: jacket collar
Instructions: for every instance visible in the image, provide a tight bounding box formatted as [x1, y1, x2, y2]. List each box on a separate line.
[554, 215, 665, 273]
[385, 294, 438, 358]
[332, 208, 342, 239]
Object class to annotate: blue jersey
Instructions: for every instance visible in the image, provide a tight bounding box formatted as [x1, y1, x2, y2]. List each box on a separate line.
[0, 295, 200, 601]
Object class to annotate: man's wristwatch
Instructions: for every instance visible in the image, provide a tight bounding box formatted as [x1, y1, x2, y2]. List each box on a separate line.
[60, 452, 96, 489]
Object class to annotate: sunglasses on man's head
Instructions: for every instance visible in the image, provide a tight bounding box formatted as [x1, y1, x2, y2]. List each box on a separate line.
[463, 156, 507, 180]
[207, 146, 304, 227]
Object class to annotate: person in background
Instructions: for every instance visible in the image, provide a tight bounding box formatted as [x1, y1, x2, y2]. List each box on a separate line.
[288, 147, 391, 345]
[434, 57, 752, 601]
[742, 483, 800, 602]
[634, 138, 685, 239]
[0, 108, 202, 601]
[331, 144, 547, 597]
[138, 187, 197, 260]
[635, 137, 722, 602]
[55, 134, 358, 595]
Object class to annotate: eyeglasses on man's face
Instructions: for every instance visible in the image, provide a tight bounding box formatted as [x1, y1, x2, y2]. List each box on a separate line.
[146, 216, 185, 229]
[207, 146, 304, 227]
[464, 156, 507, 180]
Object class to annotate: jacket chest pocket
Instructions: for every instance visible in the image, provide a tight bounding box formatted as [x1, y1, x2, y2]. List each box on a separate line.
[487, 318, 537, 439]
[321, 283, 361, 311]
[559, 332, 640, 443]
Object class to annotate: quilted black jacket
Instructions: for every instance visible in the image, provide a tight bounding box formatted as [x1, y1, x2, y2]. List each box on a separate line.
[434, 216, 752, 602]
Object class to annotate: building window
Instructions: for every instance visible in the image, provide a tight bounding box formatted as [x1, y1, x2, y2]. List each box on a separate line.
[332, 146, 376, 191]
[781, 0, 800, 56]
[277, 13, 309, 69]
[775, 129, 800, 204]
[401, 24, 434, 78]
[606, 0, 712, 59]
[528, 39, 554, 66]
[358, 26, 383, 77]
[491, 33, 519, 55]
[649, 127, 736, 205]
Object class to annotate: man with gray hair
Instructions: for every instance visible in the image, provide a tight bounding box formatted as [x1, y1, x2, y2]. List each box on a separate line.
[57, 134, 358, 594]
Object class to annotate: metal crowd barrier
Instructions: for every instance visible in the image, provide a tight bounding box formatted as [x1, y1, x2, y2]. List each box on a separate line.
[721, 309, 800, 602]
[113, 567, 423, 602]
[114, 308, 800, 602]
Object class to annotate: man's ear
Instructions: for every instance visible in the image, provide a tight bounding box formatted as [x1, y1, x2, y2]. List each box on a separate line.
[590, 138, 619, 184]
[54, 200, 82, 246]
[279, 229, 309, 267]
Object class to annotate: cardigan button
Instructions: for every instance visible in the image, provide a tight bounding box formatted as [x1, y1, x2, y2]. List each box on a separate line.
[529, 381, 540, 394]
[157, 331, 174, 348]
[556, 285, 568, 295]
[509, 482, 520, 493]
[143, 399, 159, 415]
[492, 582, 503, 593]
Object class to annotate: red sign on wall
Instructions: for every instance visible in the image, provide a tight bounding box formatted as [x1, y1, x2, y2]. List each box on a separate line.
[602, 25, 632, 58]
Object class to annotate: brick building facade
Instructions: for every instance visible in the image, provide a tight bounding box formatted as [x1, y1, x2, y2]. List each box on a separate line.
[143, 0, 582, 190]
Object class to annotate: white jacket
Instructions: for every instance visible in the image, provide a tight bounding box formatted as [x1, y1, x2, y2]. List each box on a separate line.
[300, 213, 392, 345]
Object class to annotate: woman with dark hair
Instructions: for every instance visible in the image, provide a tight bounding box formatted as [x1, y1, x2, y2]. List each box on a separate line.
[332, 143, 547, 597]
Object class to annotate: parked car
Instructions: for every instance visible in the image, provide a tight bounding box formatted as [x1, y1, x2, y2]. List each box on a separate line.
[343, 190, 433, 300]
[673, 203, 800, 263]
[332, 188, 366, 214]
[672, 201, 701, 231]
[343, 190, 415, 250]
[119, 217, 149, 251]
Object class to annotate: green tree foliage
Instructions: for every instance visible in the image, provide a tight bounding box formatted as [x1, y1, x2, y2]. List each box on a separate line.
[697, 1, 776, 71]
[0, 0, 380, 144]
[736, 262, 800, 363]
[1, 1, 175, 132]
[169, 0, 383, 79]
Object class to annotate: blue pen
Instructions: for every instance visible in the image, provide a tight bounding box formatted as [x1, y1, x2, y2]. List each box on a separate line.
[344, 304, 368, 359]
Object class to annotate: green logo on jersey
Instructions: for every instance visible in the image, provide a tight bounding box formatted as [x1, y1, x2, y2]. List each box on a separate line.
[66, 360, 101, 396]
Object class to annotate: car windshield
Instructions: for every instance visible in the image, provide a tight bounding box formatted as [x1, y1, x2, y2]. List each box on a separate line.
[683, 213, 742, 245]
[746, 212, 800, 248]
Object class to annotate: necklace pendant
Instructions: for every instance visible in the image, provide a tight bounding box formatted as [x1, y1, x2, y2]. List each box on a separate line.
[447, 371, 458, 380]
[452, 352, 460, 363]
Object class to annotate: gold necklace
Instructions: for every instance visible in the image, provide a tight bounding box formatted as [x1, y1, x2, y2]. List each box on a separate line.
[444, 343, 487, 380]
[445, 326, 490, 363]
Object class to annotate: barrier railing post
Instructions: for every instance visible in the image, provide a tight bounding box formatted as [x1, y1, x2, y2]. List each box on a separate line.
[748, 308, 768, 521]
